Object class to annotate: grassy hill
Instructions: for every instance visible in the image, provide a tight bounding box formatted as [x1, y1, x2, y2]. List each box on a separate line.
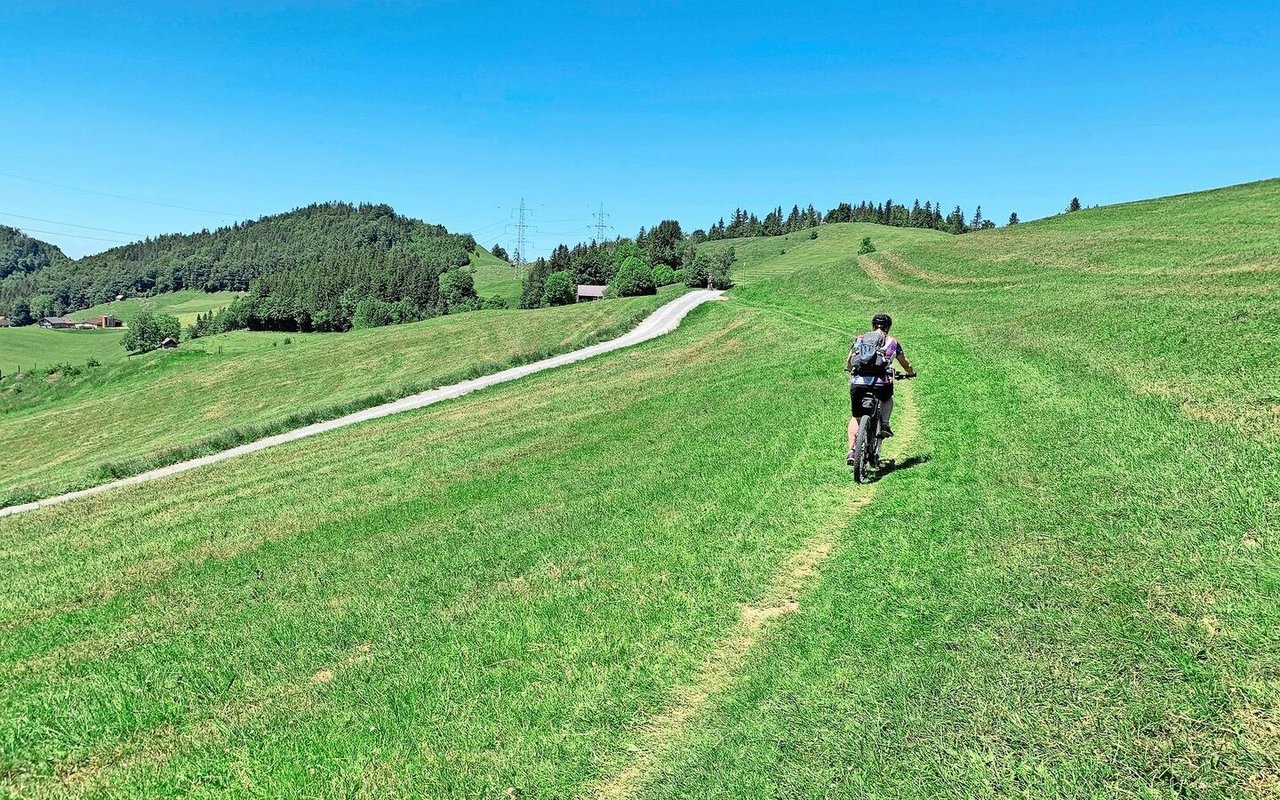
[69, 289, 244, 327]
[1, 181, 1277, 797]
[469, 244, 522, 307]
[0, 287, 685, 506]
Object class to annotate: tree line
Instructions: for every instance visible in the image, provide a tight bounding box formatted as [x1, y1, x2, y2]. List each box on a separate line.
[699, 198, 1001, 241]
[0, 203, 505, 331]
[519, 219, 734, 309]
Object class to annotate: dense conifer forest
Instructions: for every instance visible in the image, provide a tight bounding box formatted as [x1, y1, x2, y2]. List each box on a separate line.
[0, 203, 487, 331]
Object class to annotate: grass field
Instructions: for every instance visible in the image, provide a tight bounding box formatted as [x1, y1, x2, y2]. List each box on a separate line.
[0, 291, 243, 374]
[0, 326, 129, 375]
[69, 289, 243, 327]
[1, 180, 1277, 798]
[0, 288, 684, 506]
[470, 245, 522, 307]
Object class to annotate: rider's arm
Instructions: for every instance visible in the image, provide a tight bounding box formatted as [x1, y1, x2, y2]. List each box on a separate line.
[896, 351, 915, 375]
[845, 348, 854, 373]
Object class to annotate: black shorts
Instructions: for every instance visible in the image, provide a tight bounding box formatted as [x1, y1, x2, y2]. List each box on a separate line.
[850, 381, 892, 416]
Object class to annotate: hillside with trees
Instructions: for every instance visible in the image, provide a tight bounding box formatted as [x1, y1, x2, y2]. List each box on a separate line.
[0, 203, 499, 332]
[0, 226, 70, 324]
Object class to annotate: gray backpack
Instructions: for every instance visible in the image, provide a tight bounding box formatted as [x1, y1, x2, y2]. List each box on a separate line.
[852, 331, 889, 376]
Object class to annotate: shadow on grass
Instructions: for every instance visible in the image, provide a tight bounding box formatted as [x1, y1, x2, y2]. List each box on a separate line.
[861, 453, 931, 483]
[888, 454, 931, 473]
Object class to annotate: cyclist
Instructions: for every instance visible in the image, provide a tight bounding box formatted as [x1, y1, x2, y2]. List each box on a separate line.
[846, 313, 915, 464]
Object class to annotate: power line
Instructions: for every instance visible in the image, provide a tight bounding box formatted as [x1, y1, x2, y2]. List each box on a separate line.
[0, 211, 143, 237]
[0, 170, 249, 217]
[13, 226, 130, 243]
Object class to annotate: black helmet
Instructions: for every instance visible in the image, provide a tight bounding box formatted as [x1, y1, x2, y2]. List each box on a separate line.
[872, 313, 892, 331]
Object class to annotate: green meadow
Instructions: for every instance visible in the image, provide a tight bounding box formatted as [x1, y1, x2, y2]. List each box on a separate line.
[0, 327, 128, 374]
[0, 291, 243, 374]
[470, 245, 523, 307]
[68, 289, 244, 328]
[0, 288, 682, 506]
[1, 181, 1276, 798]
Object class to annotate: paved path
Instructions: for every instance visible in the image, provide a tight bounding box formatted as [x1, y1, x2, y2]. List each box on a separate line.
[1, 290, 724, 519]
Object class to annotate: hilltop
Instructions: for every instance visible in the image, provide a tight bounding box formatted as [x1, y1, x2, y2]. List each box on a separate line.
[0, 203, 504, 331]
[0, 180, 1277, 797]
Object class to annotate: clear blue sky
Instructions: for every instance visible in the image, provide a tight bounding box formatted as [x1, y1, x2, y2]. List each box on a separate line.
[3, 1, 1277, 258]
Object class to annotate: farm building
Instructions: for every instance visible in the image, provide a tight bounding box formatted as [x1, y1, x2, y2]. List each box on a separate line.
[0, 317, 13, 327]
[39, 317, 77, 329]
[577, 285, 606, 302]
[160, 337, 178, 349]
[83, 315, 122, 328]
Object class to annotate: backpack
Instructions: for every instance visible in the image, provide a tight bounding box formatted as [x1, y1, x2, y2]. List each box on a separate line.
[851, 331, 890, 376]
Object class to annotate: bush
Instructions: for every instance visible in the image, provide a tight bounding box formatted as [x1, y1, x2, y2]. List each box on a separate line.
[439, 268, 478, 313]
[541, 270, 576, 306]
[121, 310, 181, 354]
[857, 236, 876, 254]
[480, 295, 509, 310]
[651, 264, 678, 287]
[809, 230, 819, 240]
[686, 247, 735, 290]
[611, 256, 657, 297]
[353, 298, 420, 329]
[86, 357, 101, 368]
[672, 269, 686, 284]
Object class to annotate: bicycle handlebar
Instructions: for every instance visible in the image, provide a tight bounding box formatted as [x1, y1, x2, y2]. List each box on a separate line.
[891, 371, 918, 381]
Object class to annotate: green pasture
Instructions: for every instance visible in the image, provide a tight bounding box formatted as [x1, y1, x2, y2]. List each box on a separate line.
[0, 291, 241, 374]
[69, 289, 243, 327]
[0, 288, 683, 506]
[1, 180, 1277, 797]
[0, 326, 128, 373]
[469, 245, 522, 307]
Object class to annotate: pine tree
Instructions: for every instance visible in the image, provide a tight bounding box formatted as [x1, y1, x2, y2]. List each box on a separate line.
[1008, 212, 1019, 226]
[1068, 197, 1082, 212]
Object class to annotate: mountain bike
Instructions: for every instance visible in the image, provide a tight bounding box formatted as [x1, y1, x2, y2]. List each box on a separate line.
[849, 371, 916, 484]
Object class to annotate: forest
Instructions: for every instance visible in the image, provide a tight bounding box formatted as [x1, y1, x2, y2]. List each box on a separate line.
[0, 204, 493, 331]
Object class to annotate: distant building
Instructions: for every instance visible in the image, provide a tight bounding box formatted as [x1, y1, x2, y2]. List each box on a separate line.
[577, 284, 607, 302]
[83, 315, 122, 328]
[159, 336, 178, 349]
[75, 322, 96, 330]
[0, 316, 12, 327]
[39, 317, 77, 329]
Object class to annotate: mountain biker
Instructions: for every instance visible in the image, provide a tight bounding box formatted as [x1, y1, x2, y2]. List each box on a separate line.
[846, 313, 915, 465]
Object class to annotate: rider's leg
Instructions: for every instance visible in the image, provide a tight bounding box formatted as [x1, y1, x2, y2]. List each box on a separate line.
[847, 415, 859, 449]
[881, 397, 893, 429]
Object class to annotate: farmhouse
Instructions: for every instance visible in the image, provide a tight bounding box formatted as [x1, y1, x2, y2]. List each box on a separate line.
[577, 284, 606, 302]
[83, 315, 122, 328]
[39, 317, 77, 329]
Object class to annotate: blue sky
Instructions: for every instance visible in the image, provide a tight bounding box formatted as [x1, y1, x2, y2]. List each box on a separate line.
[3, 1, 1277, 258]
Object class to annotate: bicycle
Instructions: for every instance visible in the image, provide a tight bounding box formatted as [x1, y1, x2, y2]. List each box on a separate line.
[849, 370, 916, 484]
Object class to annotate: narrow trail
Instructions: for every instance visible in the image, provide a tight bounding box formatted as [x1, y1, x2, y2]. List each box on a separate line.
[0, 290, 723, 519]
[587, 390, 921, 800]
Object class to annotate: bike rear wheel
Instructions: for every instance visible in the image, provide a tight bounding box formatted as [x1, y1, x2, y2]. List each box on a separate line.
[852, 414, 873, 483]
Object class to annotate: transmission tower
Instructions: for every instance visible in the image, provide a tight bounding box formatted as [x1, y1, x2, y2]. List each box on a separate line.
[592, 202, 611, 243]
[506, 198, 535, 266]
